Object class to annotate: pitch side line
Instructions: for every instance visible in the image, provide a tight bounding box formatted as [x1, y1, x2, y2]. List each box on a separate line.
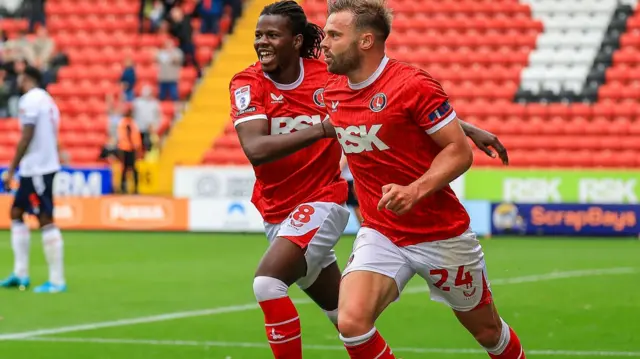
[14, 337, 640, 357]
[0, 267, 635, 340]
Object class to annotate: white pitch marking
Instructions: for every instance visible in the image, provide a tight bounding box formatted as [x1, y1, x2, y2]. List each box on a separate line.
[0, 267, 635, 340]
[15, 337, 640, 357]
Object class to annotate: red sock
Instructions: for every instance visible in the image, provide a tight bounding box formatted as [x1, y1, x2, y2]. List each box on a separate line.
[343, 329, 396, 359]
[488, 327, 525, 359]
[259, 297, 302, 359]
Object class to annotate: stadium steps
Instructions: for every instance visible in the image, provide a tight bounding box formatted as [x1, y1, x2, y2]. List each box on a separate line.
[156, 0, 273, 193]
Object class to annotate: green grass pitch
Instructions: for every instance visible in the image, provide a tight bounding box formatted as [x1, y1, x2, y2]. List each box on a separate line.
[0, 231, 638, 358]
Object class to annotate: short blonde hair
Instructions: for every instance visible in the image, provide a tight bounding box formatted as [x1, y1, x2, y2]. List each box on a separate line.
[327, 0, 393, 41]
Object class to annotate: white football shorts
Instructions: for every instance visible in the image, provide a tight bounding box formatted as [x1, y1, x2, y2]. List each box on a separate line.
[342, 227, 492, 312]
[264, 201, 350, 289]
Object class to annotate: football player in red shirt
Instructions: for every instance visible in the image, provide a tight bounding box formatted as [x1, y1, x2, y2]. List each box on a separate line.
[229, 1, 510, 358]
[320, 1, 525, 359]
[229, 3, 347, 358]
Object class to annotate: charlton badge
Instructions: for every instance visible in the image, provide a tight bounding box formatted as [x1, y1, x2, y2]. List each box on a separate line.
[369, 93, 387, 112]
[313, 88, 325, 107]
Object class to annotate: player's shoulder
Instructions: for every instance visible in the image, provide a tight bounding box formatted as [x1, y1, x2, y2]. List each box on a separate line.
[302, 57, 329, 77]
[387, 59, 434, 84]
[387, 58, 443, 92]
[19, 88, 48, 107]
[20, 88, 47, 102]
[229, 62, 266, 90]
[324, 73, 347, 91]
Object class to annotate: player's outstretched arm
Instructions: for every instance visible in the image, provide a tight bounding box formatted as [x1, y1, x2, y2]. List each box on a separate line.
[2, 124, 35, 189]
[8, 125, 35, 175]
[412, 118, 473, 200]
[459, 120, 509, 165]
[235, 118, 333, 166]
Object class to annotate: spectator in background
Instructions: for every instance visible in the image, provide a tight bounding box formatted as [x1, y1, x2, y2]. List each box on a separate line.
[169, 6, 201, 78]
[31, 26, 54, 72]
[25, 0, 47, 33]
[195, 0, 223, 35]
[120, 54, 136, 102]
[132, 84, 161, 152]
[6, 58, 27, 117]
[156, 38, 182, 101]
[148, 0, 165, 32]
[224, 0, 243, 34]
[0, 69, 10, 118]
[5, 30, 35, 65]
[117, 114, 142, 195]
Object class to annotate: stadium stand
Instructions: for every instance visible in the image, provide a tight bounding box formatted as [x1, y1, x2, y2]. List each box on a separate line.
[2, 0, 640, 172]
[0, 0, 226, 166]
[202, 0, 640, 169]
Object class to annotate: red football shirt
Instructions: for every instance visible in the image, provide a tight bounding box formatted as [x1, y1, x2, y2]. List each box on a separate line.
[324, 57, 470, 246]
[229, 58, 348, 224]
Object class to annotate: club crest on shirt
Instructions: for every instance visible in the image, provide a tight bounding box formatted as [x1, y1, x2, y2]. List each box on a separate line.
[313, 88, 325, 107]
[234, 85, 251, 111]
[369, 93, 387, 112]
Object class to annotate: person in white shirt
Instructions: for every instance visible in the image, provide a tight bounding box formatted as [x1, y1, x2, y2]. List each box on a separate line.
[0, 66, 67, 293]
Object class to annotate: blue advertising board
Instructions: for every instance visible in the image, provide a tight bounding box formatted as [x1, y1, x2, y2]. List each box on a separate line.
[0, 166, 113, 196]
[491, 202, 640, 236]
[343, 200, 492, 237]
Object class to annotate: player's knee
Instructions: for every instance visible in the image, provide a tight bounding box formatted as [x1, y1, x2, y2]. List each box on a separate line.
[337, 308, 374, 338]
[10, 207, 23, 221]
[471, 320, 502, 348]
[37, 214, 53, 228]
[252, 276, 289, 302]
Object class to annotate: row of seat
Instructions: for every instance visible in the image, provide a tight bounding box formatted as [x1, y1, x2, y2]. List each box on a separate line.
[45, 1, 139, 15]
[48, 82, 194, 100]
[57, 65, 199, 82]
[0, 146, 103, 166]
[202, 145, 640, 168]
[54, 33, 220, 49]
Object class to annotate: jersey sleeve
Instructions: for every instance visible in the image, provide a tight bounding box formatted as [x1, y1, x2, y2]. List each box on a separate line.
[18, 94, 39, 126]
[229, 72, 267, 127]
[406, 70, 457, 135]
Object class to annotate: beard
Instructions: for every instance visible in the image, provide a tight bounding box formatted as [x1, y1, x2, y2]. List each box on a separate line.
[327, 40, 361, 75]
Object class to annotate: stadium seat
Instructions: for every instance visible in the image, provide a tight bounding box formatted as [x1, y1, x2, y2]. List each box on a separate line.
[0, 0, 233, 166]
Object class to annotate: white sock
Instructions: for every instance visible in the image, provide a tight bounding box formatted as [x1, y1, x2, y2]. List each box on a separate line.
[41, 224, 65, 286]
[340, 327, 377, 346]
[485, 318, 511, 355]
[11, 220, 30, 278]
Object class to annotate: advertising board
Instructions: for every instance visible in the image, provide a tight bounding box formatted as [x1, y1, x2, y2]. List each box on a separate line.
[491, 202, 640, 236]
[465, 169, 640, 204]
[0, 195, 189, 231]
[0, 166, 113, 196]
[174, 166, 255, 199]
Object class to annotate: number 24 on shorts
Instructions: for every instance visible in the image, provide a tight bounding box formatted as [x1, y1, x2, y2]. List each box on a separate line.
[430, 266, 473, 292]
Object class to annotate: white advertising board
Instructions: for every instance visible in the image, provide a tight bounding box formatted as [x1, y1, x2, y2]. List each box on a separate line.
[174, 166, 256, 199]
[188, 199, 265, 232]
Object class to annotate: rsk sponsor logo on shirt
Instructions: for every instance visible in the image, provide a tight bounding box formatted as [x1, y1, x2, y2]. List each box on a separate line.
[271, 114, 330, 135]
[335, 125, 390, 154]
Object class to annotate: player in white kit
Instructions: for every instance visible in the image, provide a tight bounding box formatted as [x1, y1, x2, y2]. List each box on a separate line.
[1, 66, 67, 293]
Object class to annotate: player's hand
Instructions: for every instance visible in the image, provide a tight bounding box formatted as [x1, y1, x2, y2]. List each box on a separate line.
[1, 170, 13, 192]
[321, 119, 336, 139]
[377, 183, 420, 216]
[467, 127, 509, 165]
